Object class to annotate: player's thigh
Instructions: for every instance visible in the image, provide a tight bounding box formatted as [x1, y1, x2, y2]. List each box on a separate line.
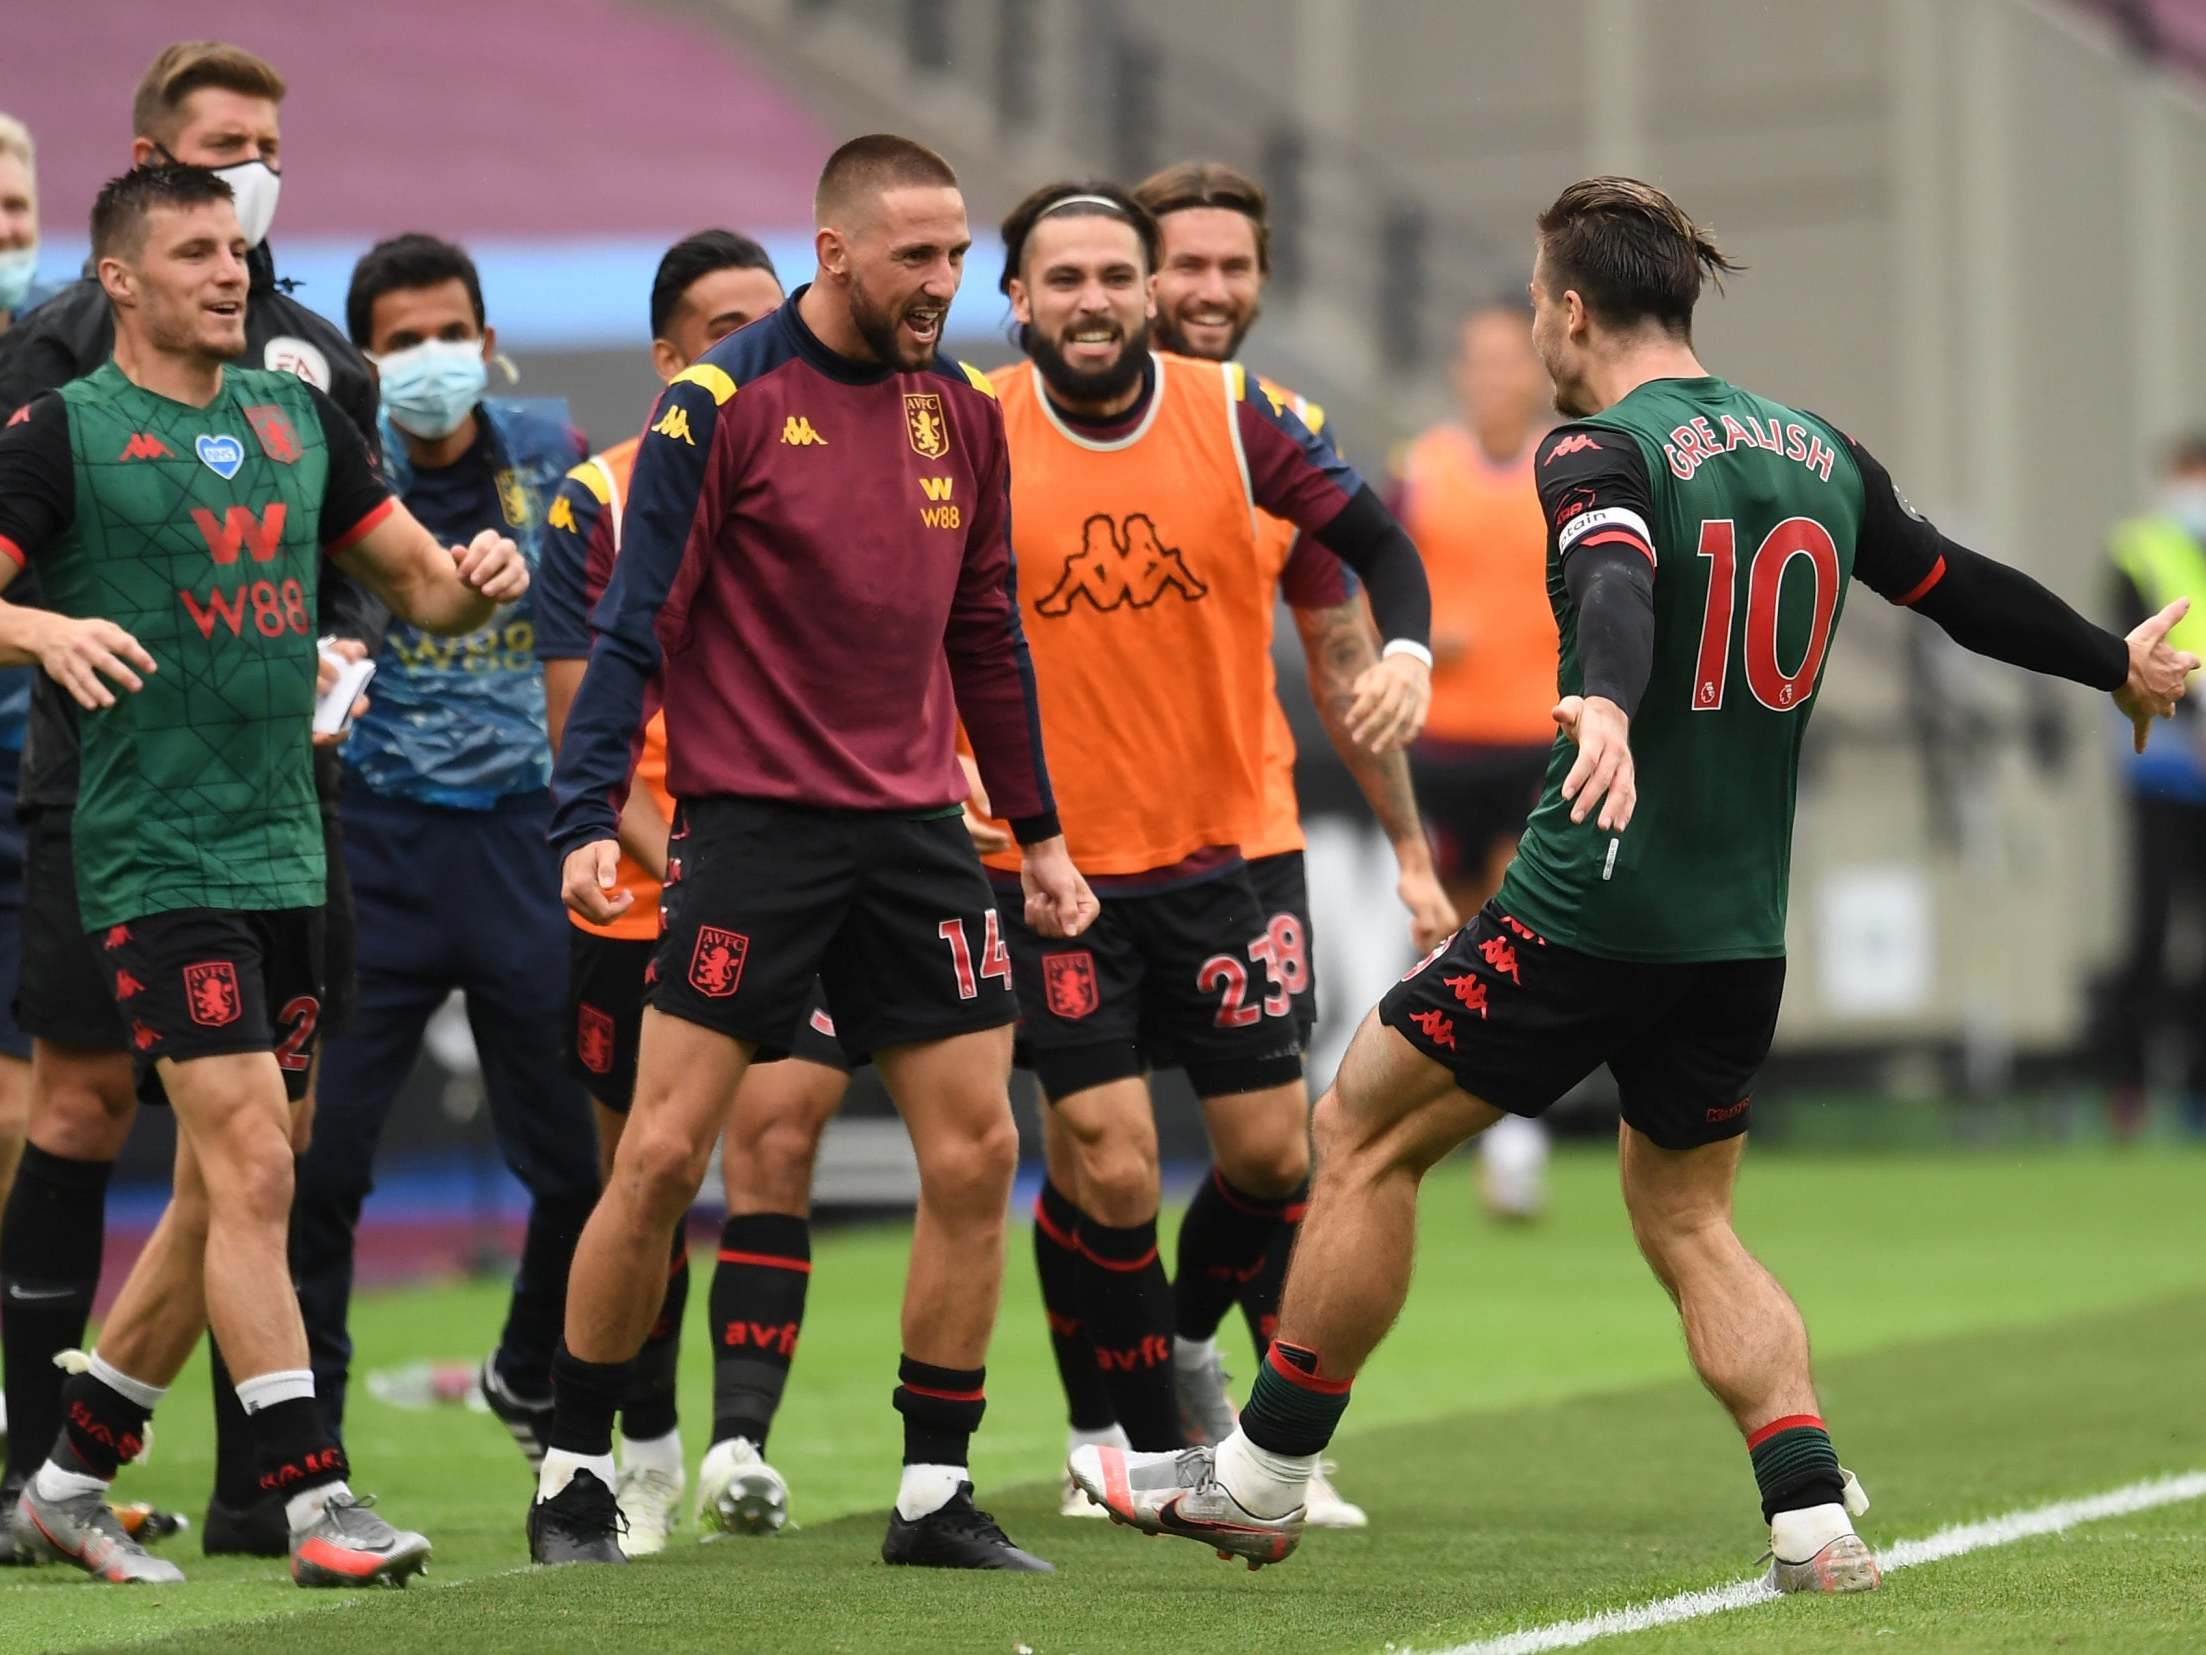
[997, 882, 1145, 1103]
[1244, 851, 1319, 1048]
[158, 1049, 293, 1209]
[1608, 955, 1786, 1152]
[1316, 1008, 1506, 1178]
[723, 1050, 850, 1214]
[874, 1021, 1019, 1200]
[622, 1005, 758, 1195]
[1133, 871, 1304, 1103]
[649, 797, 850, 1057]
[1377, 903, 1615, 1132]
[823, 814, 1017, 1058]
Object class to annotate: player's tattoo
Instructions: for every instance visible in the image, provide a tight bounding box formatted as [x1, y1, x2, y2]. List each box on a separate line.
[1295, 596, 1425, 846]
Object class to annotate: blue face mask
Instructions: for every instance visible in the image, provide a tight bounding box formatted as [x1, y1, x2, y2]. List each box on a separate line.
[0, 244, 37, 313]
[374, 338, 488, 440]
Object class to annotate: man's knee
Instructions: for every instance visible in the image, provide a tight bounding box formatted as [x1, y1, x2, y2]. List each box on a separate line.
[726, 1113, 824, 1212]
[28, 1046, 135, 1160]
[204, 1126, 296, 1231]
[618, 1117, 714, 1221]
[915, 1105, 1019, 1216]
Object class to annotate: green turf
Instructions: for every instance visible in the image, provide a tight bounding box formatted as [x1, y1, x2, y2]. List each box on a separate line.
[6, 1144, 2203, 1654]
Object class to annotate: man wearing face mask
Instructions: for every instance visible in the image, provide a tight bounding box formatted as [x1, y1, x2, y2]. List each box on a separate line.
[2103, 437, 2206, 1136]
[0, 43, 388, 1565]
[291, 233, 600, 1476]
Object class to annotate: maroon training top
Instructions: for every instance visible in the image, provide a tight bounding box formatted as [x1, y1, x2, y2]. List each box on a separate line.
[548, 287, 1057, 855]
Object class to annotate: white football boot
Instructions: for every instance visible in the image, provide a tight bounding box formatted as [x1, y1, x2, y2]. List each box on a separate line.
[1303, 1461, 1368, 1528]
[1765, 1469, 1880, 1593]
[696, 1437, 789, 1537]
[614, 1462, 684, 1557]
[1067, 1443, 1302, 1569]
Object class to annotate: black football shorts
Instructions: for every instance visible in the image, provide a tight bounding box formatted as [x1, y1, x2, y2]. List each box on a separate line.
[997, 864, 1304, 1103]
[98, 906, 326, 1108]
[570, 927, 851, 1114]
[1380, 902, 1785, 1150]
[647, 797, 1013, 1059]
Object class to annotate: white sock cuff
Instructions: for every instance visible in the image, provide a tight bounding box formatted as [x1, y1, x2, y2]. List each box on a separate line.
[895, 1461, 968, 1521]
[619, 1428, 684, 1474]
[234, 1368, 315, 1414]
[539, 1447, 617, 1504]
[87, 1351, 166, 1412]
[285, 1479, 353, 1534]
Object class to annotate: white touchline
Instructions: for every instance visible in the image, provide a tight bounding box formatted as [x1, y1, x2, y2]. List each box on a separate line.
[1421, 1470, 2206, 1655]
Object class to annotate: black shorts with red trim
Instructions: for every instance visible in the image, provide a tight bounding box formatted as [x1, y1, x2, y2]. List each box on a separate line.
[648, 797, 1012, 1059]
[569, 925, 854, 1115]
[1379, 902, 1785, 1151]
[97, 906, 326, 1108]
[1243, 850, 1317, 1050]
[996, 864, 1303, 1103]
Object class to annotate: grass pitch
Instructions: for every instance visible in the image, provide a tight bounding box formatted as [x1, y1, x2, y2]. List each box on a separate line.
[5, 1144, 2203, 1654]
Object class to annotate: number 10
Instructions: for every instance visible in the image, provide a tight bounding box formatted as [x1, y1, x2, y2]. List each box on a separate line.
[1692, 517, 1840, 713]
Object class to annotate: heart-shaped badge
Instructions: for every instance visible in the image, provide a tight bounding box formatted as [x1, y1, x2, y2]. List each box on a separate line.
[195, 433, 245, 480]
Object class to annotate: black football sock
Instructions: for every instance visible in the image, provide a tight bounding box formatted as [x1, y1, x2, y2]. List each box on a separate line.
[250, 1396, 348, 1510]
[1238, 1340, 1351, 1458]
[546, 1343, 628, 1461]
[208, 1335, 267, 1509]
[1032, 1179, 1115, 1432]
[709, 1212, 809, 1453]
[1074, 1214, 1182, 1450]
[892, 1356, 984, 1467]
[1174, 1166, 1297, 1343]
[495, 1193, 594, 1403]
[1237, 1182, 1307, 1358]
[1748, 1414, 1846, 1521]
[1, 1146, 113, 1485]
[622, 1230, 689, 1443]
[54, 1364, 156, 1482]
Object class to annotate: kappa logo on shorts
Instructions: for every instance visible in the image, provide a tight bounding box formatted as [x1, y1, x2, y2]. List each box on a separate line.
[688, 927, 749, 998]
[1408, 1007, 1457, 1050]
[183, 961, 243, 1027]
[576, 1003, 615, 1075]
[1443, 973, 1489, 1019]
[1706, 1096, 1752, 1124]
[1042, 949, 1099, 1020]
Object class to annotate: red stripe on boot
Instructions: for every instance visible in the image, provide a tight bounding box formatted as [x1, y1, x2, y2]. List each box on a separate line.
[1745, 1413, 1825, 1450]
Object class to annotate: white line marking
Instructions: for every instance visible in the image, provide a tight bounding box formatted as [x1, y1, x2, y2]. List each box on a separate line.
[1425, 1470, 2206, 1655]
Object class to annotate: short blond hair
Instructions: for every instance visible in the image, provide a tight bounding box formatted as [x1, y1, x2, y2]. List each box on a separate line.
[0, 114, 33, 178]
[131, 42, 286, 144]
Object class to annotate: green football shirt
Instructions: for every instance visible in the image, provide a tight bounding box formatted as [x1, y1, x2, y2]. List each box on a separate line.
[0, 361, 392, 927]
[1498, 376, 1945, 963]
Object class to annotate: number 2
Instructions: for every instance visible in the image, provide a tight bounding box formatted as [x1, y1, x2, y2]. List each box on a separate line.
[274, 994, 320, 1072]
[1692, 517, 1840, 713]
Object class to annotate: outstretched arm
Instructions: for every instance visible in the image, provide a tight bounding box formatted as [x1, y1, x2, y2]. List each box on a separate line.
[1847, 435, 2197, 750]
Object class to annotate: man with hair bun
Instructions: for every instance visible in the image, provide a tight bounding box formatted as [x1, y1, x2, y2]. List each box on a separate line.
[1074, 175, 2197, 1589]
[982, 178, 1432, 1510]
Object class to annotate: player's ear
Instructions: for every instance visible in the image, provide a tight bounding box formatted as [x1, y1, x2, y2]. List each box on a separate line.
[1143, 271, 1158, 318]
[1007, 274, 1033, 328]
[478, 323, 498, 364]
[96, 257, 135, 309]
[815, 225, 848, 283]
[650, 338, 682, 385]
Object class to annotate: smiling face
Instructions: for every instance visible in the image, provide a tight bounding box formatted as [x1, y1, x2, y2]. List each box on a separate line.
[102, 197, 251, 361]
[1010, 210, 1154, 407]
[826, 183, 969, 370]
[1150, 205, 1262, 361]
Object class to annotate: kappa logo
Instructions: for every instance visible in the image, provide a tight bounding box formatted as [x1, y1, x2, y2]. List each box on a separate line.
[651, 404, 695, 446]
[1408, 1007, 1456, 1050]
[904, 392, 949, 458]
[780, 416, 828, 447]
[1443, 973, 1489, 1019]
[688, 926, 749, 998]
[118, 432, 174, 462]
[244, 404, 302, 465]
[1545, 432, 1603, 464]
[575, 1003, 615, 1075]
[1035, 513, 1208, 616]
[183, 961, 243, 1028]
[1042, 949, 1099, 1020]
[195, 433, 246, 480]
[115, 970, 145, 1001]
[547, 494, 577, 532]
